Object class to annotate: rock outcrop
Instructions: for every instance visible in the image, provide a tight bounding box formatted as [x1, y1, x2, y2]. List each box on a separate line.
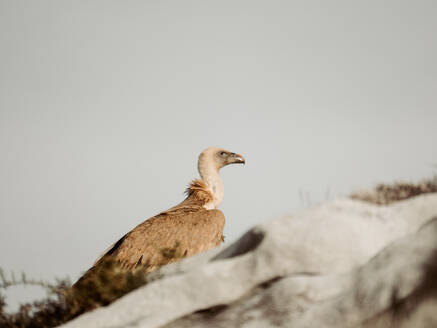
[60, 193, 437, 328]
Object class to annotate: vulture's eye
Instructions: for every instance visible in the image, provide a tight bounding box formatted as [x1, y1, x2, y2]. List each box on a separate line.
[220, 151, 227, 157]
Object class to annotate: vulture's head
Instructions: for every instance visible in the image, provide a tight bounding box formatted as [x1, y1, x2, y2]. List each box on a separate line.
[198, 147, 245, 172]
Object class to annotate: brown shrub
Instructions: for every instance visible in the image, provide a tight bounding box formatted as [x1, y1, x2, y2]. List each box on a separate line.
[0, 258, 154, 328]
[351, 176, 437, 205]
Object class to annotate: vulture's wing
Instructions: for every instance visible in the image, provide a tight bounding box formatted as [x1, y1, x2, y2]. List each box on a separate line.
[98, 208, 225, 271]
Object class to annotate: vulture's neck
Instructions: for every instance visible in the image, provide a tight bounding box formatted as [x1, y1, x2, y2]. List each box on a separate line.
[198, 163, 223, 210]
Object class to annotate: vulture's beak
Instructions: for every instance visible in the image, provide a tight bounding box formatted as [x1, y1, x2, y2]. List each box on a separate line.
[228, 153, 245, 165]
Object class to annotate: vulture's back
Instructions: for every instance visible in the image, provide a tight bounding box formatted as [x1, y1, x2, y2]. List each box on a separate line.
[73, 205, 225, 288]
[107, 207, 225, 270]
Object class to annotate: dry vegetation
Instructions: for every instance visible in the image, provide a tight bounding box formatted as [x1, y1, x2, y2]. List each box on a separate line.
[351, 175, 437, 205]
[0, 258, 154, 328]
[0, 245, 184, 328]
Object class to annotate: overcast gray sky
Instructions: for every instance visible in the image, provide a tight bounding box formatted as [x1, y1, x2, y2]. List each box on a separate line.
[1, 0, 436, 309]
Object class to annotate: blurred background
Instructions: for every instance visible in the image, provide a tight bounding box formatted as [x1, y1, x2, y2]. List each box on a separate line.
[1, 0, 436, 310]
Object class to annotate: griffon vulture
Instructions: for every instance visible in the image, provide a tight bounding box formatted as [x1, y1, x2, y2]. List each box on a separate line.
[74, 147, 245, 286]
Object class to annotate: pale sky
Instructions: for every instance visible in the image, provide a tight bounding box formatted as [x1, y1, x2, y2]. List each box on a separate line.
[1, 0, 436, 309]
